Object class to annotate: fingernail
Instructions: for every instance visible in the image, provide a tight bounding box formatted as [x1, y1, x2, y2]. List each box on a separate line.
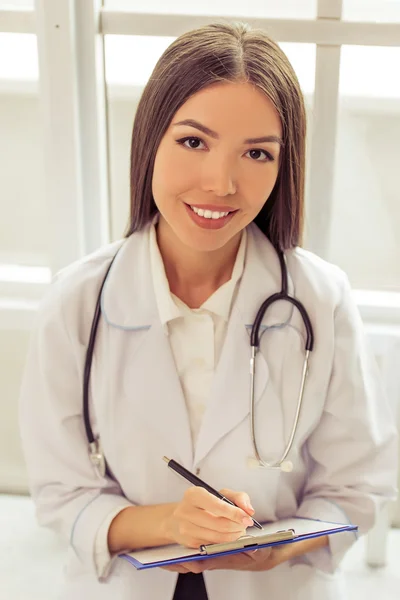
[246, 502, 255, 513]
[243, 517, 254, 527]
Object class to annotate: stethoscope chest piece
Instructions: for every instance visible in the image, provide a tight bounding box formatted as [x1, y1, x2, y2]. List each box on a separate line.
[89, 439, 106, 478]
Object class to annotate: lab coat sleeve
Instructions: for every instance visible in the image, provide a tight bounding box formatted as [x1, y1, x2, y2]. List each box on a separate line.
[95, 506, 132, 578]
[295, 272, 398, 573]
[19, 277, 134, 579]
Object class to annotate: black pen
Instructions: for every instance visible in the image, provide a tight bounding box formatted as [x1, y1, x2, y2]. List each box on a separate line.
[163, 456, 263, 530]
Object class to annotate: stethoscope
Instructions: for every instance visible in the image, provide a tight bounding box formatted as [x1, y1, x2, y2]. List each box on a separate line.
[83, 243, 314, 479]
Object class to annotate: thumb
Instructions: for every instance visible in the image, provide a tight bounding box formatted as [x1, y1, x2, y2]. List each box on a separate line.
[220, 488, 255, 515]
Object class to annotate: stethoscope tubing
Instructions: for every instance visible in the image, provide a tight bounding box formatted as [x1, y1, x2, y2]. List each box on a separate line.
[249, 250, 314, 470]
[83, 245, 314, 477]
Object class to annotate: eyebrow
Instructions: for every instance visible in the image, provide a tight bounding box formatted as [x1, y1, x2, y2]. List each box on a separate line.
[173, 119, 283, 146]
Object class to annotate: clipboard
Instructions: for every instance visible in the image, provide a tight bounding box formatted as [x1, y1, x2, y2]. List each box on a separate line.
[119, 517, 358, 570]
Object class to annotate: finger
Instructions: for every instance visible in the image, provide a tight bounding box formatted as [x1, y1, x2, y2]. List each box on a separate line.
[184, 560, 206, 574]
[161, 564, 191, 573]
[244, 547, 274, 566]
[184, 487, 253, 525]
[219, 488, 255, 515]
[178, 502, 252, 534]
[175, 517, 247, 547]
[206, 554, 254, 571]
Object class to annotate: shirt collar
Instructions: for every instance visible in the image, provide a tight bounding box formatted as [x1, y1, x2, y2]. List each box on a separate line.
[149, 221, 247, 328]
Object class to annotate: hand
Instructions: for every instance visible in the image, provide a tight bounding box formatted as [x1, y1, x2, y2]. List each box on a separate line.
[162, 533, 329, 574]
[162, 547, 278, 574]
[162, 487, 255, 550]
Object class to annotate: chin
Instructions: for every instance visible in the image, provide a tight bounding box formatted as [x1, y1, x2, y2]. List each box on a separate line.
[179, 229, 235, 254]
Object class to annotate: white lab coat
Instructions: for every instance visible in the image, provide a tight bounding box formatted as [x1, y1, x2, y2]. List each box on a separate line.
[19, 222, 397, 600]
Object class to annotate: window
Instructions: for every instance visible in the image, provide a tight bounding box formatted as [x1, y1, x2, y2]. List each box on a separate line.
[103, 0, 317, 20]
[0, 33, 49, 270]
[329, 46, 400, 292]
[0, 0, 33, 6]
[343, 0, 400, 22]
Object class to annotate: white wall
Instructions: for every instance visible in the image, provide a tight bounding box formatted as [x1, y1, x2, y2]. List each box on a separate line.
[0, 329, 31, 492]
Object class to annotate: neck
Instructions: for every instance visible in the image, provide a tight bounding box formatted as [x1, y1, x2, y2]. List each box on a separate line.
[156, 219, 242, 308]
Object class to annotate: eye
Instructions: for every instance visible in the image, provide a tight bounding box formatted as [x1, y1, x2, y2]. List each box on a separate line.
[176, 136, 207, 150]
[245, 149, 274, 162]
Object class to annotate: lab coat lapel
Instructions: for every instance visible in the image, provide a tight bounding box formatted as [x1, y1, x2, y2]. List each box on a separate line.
[121, 319, 194, 467]
[194, 224, 295, 465]
[100, 226, 193, 467]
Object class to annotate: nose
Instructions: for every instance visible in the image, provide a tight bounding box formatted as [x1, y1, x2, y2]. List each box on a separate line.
[201, 155, 237, 197]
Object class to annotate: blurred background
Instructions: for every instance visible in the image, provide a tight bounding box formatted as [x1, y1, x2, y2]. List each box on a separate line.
[0, 1, 400, 598]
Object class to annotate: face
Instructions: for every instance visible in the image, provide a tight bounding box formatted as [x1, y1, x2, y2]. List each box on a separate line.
[152, 81, 283, 254]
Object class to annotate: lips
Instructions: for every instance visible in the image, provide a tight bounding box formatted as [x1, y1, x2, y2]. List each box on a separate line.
[183, 202, 238, 230]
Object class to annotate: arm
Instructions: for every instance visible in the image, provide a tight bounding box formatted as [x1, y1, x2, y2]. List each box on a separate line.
[107, 503, 177, 553]
[19, 280, 135, 578]
[294, 272, 398, 572]
[167, 272, 397, 575]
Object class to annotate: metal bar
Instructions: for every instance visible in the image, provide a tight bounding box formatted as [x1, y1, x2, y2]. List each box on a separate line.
[0, 7, 35, 33]
[305, 45, 341, 257]
[35, 0, 110, 273]
[3, 7, 400, 47]
[35, 0, 85, 273]
[75, 0, 111, 253]
[317, 0, 343, 20]
[100, 10, 400, 47]
[305, 0, 342, 257]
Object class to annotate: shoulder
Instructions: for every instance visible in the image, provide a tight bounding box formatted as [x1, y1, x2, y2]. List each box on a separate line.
[53, 239, 124, 294]
[249, 223, 350, 308]
[288, 246, 352, 314]
[36, 239, 125, 337]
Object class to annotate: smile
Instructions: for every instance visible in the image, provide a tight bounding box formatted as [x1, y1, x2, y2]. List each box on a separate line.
[184, 203, 238, 230]
[189, 205, 231, 220]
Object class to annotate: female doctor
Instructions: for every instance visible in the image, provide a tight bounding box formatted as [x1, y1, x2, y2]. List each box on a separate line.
[19, 21, 397, 600]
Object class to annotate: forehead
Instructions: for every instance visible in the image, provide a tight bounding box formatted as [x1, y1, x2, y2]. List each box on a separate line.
[172, 81, 282, 137]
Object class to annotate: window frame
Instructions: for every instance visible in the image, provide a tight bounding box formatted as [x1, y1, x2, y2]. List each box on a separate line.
[0, 0, 399, 325]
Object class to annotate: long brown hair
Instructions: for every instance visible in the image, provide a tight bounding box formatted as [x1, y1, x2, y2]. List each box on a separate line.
[127, 22, 306, 250]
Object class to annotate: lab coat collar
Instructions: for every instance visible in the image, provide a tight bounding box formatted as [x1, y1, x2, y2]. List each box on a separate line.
[101, 223, 159, 330]
[101, 222, 294, 330]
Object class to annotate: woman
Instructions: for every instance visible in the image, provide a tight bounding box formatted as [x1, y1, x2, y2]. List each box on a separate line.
[19, 22, 397, 600]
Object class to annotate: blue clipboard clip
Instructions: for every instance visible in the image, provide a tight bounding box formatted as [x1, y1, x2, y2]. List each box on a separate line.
[199, 528, 295, 555]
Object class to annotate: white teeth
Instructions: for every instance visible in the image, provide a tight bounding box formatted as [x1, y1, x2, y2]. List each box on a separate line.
[190, 206, 230, 219]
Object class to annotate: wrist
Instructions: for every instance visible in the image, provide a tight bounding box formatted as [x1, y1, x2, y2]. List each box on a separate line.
[108, 506, 136, 554]
[159, 503, 178, 544]
[107, 502, 179, 554]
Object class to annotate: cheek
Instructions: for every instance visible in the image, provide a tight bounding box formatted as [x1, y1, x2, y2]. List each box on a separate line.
[152, 147, 195, 200]
[241, 165, 279, 211]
